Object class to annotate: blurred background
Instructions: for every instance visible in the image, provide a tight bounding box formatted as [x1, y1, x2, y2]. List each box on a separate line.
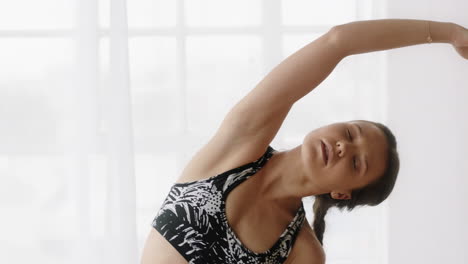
[1, 0, 467, 263]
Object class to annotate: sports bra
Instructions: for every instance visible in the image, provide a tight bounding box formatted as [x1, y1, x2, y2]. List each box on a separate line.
[152, 145, 306, 264]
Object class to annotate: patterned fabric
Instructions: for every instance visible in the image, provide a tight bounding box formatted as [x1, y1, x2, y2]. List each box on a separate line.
[152, 145, 306, 264]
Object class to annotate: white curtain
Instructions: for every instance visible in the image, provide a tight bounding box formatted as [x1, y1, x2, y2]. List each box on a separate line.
[69, 0, 137, 263]
[2, 0, 137, 263]
[1, 1, 390, 263]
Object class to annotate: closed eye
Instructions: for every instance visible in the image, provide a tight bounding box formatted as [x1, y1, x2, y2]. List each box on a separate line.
[347, 128, 357, 170]
[347, 129, 352, 140]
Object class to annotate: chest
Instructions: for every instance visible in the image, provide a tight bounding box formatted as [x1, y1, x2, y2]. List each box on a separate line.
[224, 174, 297, 254]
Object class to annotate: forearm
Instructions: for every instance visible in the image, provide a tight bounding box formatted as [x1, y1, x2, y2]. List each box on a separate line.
[334, 19, 456, 56]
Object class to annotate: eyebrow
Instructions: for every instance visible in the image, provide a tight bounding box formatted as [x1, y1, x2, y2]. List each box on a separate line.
[354, 123, 368, 176]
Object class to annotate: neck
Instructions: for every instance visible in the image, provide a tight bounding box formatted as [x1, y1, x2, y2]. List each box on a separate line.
[254, 144, 328, 210]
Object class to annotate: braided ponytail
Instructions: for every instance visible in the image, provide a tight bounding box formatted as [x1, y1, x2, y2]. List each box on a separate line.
[312, 195, 334, 245]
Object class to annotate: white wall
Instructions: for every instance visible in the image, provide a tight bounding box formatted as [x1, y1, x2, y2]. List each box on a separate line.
[386, 1, 468, 263]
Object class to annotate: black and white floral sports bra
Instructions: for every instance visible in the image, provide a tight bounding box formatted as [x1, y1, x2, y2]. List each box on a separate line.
[152, 145, 306, 264]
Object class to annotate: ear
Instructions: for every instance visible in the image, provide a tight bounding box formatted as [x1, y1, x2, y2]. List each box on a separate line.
[330, 190, 352, 200]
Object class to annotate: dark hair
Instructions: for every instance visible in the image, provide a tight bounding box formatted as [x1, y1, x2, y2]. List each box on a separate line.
[312, 120, 400, 245]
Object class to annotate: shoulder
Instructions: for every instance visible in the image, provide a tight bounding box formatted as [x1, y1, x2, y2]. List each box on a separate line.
[285, 220, 326, 264]
[175, 128, 269, 182]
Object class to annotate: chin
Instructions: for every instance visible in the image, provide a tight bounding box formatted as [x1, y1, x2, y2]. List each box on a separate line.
[301, 137, 322, 176]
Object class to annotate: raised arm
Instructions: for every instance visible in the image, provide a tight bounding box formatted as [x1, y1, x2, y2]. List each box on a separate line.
[219, 19, 459, 148]
[223, 19, 460, 144]
[333, 19, 457, 56]
[178, 29, 343, 178]
[210, 28, 343, 153]
[182, 19, 462, 179]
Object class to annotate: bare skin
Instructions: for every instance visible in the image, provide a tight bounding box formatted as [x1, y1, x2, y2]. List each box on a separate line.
[141, 19, 465, 264]
[140, 144, 328, 264]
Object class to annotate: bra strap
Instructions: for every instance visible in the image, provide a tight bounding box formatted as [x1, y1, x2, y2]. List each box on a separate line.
[221, 145, 276, 196]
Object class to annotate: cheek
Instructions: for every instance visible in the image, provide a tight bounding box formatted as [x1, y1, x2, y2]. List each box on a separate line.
[302, 132, 316, 147]
[328, 165, 356, 188]
[302, 136, 320, 164]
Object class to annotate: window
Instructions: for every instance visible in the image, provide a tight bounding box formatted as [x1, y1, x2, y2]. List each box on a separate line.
[1, 1, 389, 263]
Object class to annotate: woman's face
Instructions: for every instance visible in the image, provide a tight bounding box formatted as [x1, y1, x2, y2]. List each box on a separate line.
[301, 120, 389, 200]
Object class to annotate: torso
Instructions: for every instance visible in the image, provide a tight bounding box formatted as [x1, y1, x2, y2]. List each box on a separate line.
[141, 144, 324, 264]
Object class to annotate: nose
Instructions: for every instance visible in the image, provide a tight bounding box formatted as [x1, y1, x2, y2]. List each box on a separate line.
[336, 140, 356, 157]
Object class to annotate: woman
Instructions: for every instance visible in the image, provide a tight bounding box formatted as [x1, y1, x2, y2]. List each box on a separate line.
[141, 19, 468, 264]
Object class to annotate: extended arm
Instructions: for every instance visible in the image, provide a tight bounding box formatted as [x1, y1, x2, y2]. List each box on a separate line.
[333, 19, 456, 56]
[186, 19, 462, 174]
[224, 19, 458, 146]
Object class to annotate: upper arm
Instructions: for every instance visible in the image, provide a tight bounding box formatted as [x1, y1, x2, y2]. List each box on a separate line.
[287, 222, 326, 264]
[290, 244, 326, 264]
[177, 28, 346, 181]
[218, 27, 346, 147]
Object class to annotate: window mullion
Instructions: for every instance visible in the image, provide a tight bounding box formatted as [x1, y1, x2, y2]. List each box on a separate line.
[175, 0, 189, 176]
[261, 0, 285, 146]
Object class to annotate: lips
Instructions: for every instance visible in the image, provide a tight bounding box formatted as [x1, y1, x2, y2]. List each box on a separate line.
[321, 140, 328, 165]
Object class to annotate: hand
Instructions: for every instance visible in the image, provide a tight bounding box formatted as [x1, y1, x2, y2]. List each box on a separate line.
[451, 24, 468, 59]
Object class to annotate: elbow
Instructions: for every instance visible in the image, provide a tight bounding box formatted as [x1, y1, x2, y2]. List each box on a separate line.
[326, 25, 348, 57]
[328, 25, 342, 42]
